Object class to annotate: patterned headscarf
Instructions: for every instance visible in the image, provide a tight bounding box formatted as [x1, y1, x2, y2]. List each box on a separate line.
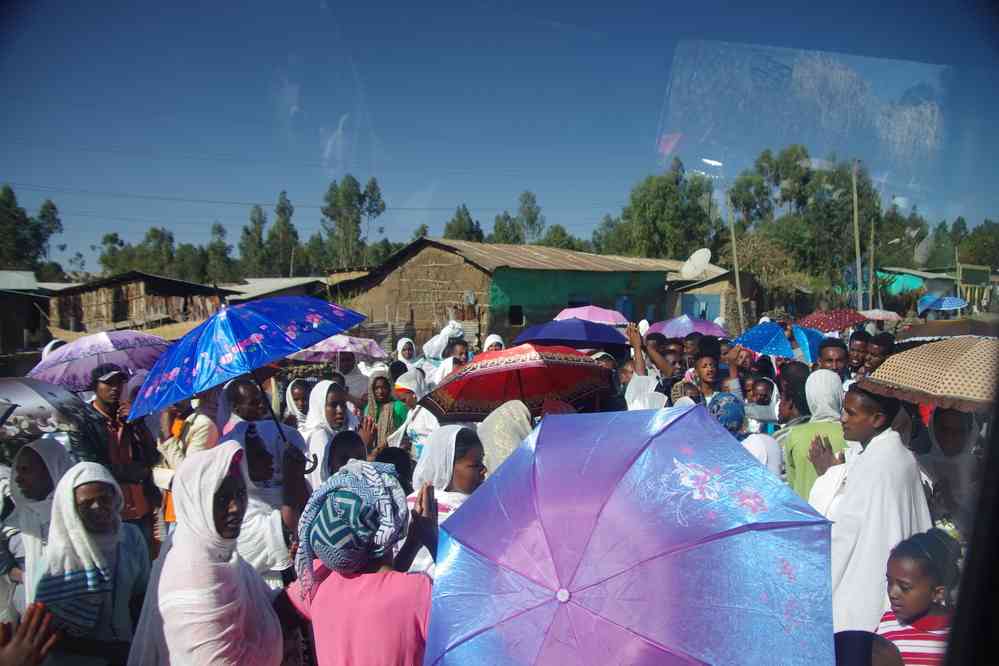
[295, 460, 409, 598]
[708, 392, 748, 440]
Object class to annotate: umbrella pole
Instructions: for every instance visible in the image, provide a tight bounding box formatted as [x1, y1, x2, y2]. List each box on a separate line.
[252, 370, 319, 474]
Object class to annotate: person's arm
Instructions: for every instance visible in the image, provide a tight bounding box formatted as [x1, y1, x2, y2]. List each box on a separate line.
[184, 417, 219, 455]
[0, 603, 59, 666]
[272, 588, 306, 633]
[395, 484, 438, 571]
[624, 324, 647, 376]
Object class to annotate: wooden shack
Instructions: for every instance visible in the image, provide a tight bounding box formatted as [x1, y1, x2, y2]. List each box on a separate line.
[48, 271, 236, 334]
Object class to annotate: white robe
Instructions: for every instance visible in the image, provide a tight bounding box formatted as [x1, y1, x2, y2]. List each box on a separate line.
[828, 428, 932, 632]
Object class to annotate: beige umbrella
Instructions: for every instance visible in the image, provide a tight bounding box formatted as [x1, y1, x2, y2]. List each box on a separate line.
[858, 336, 999, 413]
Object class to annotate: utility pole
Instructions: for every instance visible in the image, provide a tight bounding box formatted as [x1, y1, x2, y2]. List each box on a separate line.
[289, 245, 296, 278]
[852, 160, 863, 310]
[868, 210, 876, 310]
[726, 193, 745, 333]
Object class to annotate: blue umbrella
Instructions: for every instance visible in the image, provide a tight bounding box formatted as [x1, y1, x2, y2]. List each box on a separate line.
[917, 294, 967, 316]
[513, 318, 628, 351]
[127, 296, 364, 421]
[426, 405, 833, 664]
[733, 321, 826, 362]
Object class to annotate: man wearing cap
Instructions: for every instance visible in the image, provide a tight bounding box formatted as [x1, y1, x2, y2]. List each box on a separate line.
[87, 363, 159, 545]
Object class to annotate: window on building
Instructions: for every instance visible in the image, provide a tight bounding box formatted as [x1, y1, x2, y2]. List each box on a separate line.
[508, 305, 525, 327]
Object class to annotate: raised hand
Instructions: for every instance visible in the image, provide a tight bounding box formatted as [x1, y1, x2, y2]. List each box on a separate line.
[0, 603, 59, 666]
[808, 435, 838, 477]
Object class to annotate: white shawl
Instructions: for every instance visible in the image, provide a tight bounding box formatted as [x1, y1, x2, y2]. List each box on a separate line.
[806, 369, 844, 423]
[128, 441, 282, 666]
[482, 334, 505, 351]
[283, 378, 313, 434]
[301, 380, 360, 489]
[8, 438, 75, 606]
[478, 401, 532, 473]
[829, 428, 932, 631]
[395, 337, 419, 370]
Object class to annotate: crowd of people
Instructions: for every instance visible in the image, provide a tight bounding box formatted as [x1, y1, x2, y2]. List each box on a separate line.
[0, 310, 986, 665]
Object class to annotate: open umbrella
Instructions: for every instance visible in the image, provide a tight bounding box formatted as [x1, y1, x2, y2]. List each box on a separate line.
[647, 314, 728, 338]
[796, 309, 866, 333]
[554, 306, 628, 327]
[513, 319, 627, 352]
[733, 322, 826, 363]
[859, 309, 902, 322]
[426, 405, 833, 664]
[421, 344, 611, 422]
[287, 334, 388, 364]
[917, 294, 967, 316]
[897, 318, 998, 341]
[28, 331, 170, 393]
[0, 378, 109, 465]
[859, 336, 999, 413]
[127, 296, 364, 422]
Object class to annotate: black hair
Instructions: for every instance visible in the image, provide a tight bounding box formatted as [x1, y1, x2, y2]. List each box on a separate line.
[375, 447, 414, 495]
[849, 330, 872, 345]
[454, 427, 483, 461]
[645, 332, 667, 346]
[848, 384, 901, 424]
[890, 528, 962, 590]
[786, 376, 810, 416]
[91, 362, 125, 390]
[389, 361, 408, 382]
[329, 371, 346, 387]
[445, 338, 469, 354]
[225, 377, 256, 405]
[753, 355, 776, 381]
[819, 338, 849, 355]
[327, 431, 366, 476]
[871, 332, 895, 354]
[778, 361, 810, 393]
[696, 335, 721, 361]
[683, 332, 703, 343]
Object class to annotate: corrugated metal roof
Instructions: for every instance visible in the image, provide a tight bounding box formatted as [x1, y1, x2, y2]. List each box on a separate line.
[37, 282, 82, 291]
[427, 238, 698, 273]
[881, 266, 956, 281]
[53, 271, 239, 296]
[225, 277, 328, 302]
[0, 271, 39, 291]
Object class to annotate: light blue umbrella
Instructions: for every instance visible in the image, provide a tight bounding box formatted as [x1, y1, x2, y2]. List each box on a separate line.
[917, 294, 967, 316]
[733, 322, 826, 363]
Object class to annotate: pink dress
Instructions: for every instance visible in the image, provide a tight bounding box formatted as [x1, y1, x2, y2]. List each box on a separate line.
[288, 562, 433, 666]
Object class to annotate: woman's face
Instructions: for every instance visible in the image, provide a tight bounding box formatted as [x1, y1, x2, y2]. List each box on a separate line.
[618, 363, 634, 387]
[401, 342, 415, 360]
[290, 384, 309, 414]
[14, 448, 54, 501]
[695, 357, 717, 385]
[778, 394, 798, 424]
[486, 342, 503, 352]
[933, 409, 973, 457]
[395, 388, 418, 409]
[74, 482, 117, 534]
[449, 443, 486, 494]
[742, 378, 756, 400]
[752, 381, 773, 406]
[325, 395, 348, 428]
[213, 472, 248, 540]
[372, 377, 391, 404]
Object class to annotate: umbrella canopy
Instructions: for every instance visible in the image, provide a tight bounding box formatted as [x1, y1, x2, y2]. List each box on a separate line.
[796, 309, 866, 333]
[859, 336, 999, 413]
[28, 330, 170, 393]
[554, 306, 628, 327]
[647, 314, 728, 338]
[513, 319, 628, 352]
[287, 334, 388, 364]
[917, 294, 967, 316]
[0, 378, 109, 465]
[859, 309, 902, 322]
[733, 322, 826, 363]
[421, 344, 611, 422]
[0, 400, 15, 429]
[127, 296, 364, 421]
[426, 405, 833, 664]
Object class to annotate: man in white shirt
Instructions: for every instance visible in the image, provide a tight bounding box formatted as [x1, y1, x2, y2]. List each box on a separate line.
[820, 385, 931, 632]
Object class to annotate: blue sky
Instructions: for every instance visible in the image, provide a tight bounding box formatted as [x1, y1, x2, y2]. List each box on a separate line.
[1, 0, 997, 272]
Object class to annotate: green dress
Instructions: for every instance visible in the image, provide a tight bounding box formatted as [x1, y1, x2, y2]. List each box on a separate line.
[783, 420, 848, 500]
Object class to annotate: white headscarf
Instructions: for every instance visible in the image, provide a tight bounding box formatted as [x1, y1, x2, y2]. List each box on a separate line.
[283, 378, 313, 432]
[747, 377, 781, 432]
[741, 433, 783, 477]
[625, 375, 668, 411]
[412, 425, 468, 492]
[478, 401, 532, 473]
[483, 334, 504, 352]
[396, 337, 418, 370]
[673, 397, 697, 408]
[129, 441, 282, 666]
[301, 380, 359, 488]
[387, 370, 437, 450]
[35, 462, 123, 636]
[806, 369, 844, 423]
[423, 321, 463, 360]
[9, 438, 75, 606]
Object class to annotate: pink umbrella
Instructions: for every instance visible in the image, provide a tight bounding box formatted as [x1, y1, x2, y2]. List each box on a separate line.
[648, 315, 728, 338]
[860, 309, 902, 322]
[554, 306, 628, 327]
[287, 334, 388, 363]
[28, 331, 170, 393]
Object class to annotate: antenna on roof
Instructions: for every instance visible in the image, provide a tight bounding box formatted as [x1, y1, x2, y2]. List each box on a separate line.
[680, 248, 711, 280]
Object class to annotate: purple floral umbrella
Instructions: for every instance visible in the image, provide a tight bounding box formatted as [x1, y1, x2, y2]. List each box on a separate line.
[287, 334, 388, 364]
[28, 331, 170, 393]
[647, 315, 729, 338]
[426, 405, 833, 665]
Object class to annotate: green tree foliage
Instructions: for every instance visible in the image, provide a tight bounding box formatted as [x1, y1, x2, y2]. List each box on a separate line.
[537, 224, 587, 251]
[265, 191, 299, 277]
[411, 224, 430, 241]
[590, 215, 633, 255]
[728, 172, 773, 230]
[516, 191, 545, 243]
[950, 216, 968, 248]
[173, 243, 208, 283]
[488, 212, 524, 244]
[321, 175, 386, 270]
[239, 205, 268, 277]
[0, 187, 65, 276]
[205, 223, 241, 284]
[926, 220, 955, 269]
[364, 238, 405, 266]
[959, 219, 999, 267]
[443, 205, 484, 242]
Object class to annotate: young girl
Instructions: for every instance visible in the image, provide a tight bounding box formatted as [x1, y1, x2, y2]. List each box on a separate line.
[876, 528, 961, 665]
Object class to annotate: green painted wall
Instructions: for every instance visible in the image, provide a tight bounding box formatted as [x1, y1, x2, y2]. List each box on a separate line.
[489, 267, 668, 329]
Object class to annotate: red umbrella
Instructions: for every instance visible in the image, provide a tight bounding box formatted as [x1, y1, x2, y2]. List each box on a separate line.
[797, 309, 866, 333]
[421, 344, 611, 422]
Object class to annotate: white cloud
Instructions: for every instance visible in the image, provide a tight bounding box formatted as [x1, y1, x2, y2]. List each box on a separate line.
[320, 113, 352, 175]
